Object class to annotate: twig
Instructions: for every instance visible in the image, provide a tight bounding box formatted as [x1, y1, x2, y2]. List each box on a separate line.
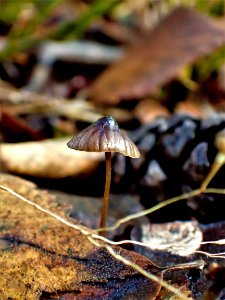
[200, 153, 225, 192]
[96, 189, 201, 233]
[201, 239, 225, 245]
[195, 250, 225, 259]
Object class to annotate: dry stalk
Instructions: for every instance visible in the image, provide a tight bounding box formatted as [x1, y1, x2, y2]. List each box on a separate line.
[194, 250, 225, 259]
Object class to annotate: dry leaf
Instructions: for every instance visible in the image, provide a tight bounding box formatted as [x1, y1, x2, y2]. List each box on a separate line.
[157, 282, 192, 300]
[133, 221, 203, 256]
[0, 174, 162, 299]
[175, 97, 216, 118]
[1, 111, 45, 142]
[134, 99, 170, 124]
[89, 7, 225, 104]
[1, 138, 103, 178]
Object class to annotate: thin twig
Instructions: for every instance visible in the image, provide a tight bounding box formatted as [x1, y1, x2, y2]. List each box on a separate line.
[201, 239, 225, 245]
[200, 153, 225, 192]
[96, 189, 201, 233]
[195, 250, 225, 259]
[204, 188, 225, 195]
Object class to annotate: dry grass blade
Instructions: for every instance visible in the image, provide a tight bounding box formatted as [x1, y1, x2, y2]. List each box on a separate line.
[201, 239, 225, 245]
[195, 250, 225, 259]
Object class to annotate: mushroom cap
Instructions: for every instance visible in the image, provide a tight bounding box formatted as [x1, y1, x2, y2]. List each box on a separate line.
[67, 116, 140, 158]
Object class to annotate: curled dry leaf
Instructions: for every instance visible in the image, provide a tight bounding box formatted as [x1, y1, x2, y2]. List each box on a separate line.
[0, 174, 162, 299]
[89, 7, 225, 104]
[133, 221, 203, 256]
[1, 138, 103, 178]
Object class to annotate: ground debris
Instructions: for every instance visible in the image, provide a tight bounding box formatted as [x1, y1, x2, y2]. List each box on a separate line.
[0, 174, 162, 300]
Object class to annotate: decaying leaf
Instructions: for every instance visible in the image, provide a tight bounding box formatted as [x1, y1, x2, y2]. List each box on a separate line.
[134, 99, 170, 124]
[157, 282, 192, 300]
[132, 221, 203, 256]
[1, 111, 45, 142]
[89, 7, 225, 104]
[0, 174, 163, 299]
[1, 138, 103, 178]
[175, 97, 216, 118]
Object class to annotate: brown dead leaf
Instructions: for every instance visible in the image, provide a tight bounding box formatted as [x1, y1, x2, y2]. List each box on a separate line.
[157, 282, 192, 300]
[0, 174, 162, 299]
[1, 138, 103, 178]
[175, 97, 216, 118]
[89, 7, 225, 104]
[0, 111, 45, 142]
[134, 99, 170, 124]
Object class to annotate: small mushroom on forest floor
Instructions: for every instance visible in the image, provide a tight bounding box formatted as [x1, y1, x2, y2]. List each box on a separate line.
[67, 116, 140, 235]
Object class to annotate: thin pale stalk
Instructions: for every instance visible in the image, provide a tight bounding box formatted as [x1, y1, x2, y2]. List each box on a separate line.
[200, 153, 225, 192]
[99, 152, 111, 235]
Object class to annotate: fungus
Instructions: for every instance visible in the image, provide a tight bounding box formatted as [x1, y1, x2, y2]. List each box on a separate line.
[67, 116, 140, 235]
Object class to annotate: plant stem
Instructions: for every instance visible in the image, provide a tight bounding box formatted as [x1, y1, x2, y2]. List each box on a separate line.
[99, 152, 111, 235]
[200, 152, 225, 192]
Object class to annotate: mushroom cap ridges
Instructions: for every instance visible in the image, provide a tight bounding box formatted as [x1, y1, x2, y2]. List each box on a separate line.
[67, 116, 140, 158]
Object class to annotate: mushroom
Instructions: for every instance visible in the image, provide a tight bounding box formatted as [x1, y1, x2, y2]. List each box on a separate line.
[67, 116, 140, 235]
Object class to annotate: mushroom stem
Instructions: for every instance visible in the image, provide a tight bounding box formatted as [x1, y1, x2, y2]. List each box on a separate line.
[99, 152, 111, 235]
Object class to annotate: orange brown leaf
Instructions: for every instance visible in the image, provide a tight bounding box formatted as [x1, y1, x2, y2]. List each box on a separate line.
[89, 7, 225, 104]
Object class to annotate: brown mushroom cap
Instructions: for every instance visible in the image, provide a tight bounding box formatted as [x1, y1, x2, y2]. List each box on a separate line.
[67, 116, 140, 158]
